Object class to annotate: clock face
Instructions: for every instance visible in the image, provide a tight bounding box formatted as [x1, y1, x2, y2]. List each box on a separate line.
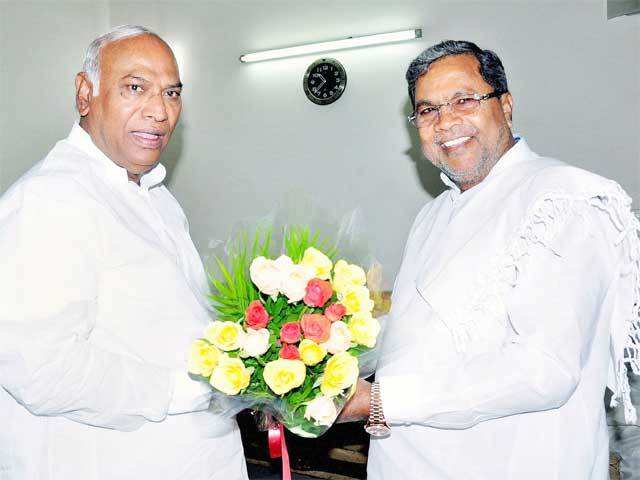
[303, 58, 347, 105]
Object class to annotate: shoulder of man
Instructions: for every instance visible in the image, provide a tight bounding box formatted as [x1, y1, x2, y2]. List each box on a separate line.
[416, 189, 449, 221]
[521, 154, 627, 203]
[513, 154, 632, 256]
[0, 141, 104, 220]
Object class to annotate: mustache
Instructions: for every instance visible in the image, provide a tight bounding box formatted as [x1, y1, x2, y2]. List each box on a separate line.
[433, 124, 479, 145]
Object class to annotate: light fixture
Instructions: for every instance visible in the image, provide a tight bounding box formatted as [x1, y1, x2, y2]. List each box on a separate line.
[239, 28, 422, 63]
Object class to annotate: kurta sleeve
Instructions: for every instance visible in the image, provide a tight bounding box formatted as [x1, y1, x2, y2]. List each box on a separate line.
[378, 207, 621, 427]
[0, 184, 187, 431]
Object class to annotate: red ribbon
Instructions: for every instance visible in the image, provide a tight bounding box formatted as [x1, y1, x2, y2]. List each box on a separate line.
[268, 423, 291, 480]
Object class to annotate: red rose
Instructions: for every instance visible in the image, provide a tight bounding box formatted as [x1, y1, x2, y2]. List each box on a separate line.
[245, 300, 270, 329]
[324, 303, 347, 322]
[303, 278, 333, 308]
[279, 344, 300, 360]
[280, 321, 302, 344]
[300, 314, 331, 343]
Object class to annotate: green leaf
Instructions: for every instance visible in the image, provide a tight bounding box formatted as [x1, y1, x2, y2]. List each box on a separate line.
[347, 345, 371, 356]
[207, 228, 273, 321]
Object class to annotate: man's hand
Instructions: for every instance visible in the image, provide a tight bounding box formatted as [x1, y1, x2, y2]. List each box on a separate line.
[337, 378, 371, 423]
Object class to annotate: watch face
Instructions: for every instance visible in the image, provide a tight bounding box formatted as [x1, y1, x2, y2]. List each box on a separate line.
[365, 423, 391, 438]
[303, 58, 347, 105]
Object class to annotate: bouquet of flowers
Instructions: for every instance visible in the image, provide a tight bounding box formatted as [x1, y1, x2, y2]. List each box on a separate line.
[187, 226, 382, 438]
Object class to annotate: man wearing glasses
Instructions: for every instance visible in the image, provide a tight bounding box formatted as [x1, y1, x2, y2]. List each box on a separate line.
[341, 40, 640, 479]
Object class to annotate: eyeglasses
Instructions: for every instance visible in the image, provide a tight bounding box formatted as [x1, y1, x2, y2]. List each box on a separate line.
[408, 91, 504, 128]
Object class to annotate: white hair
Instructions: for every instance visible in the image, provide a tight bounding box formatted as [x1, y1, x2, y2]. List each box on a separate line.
[82, 25, 156, 96]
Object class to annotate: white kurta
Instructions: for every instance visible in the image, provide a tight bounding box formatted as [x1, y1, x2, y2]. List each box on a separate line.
[0, 124, 248, 480]
[368, 139, 639, 479]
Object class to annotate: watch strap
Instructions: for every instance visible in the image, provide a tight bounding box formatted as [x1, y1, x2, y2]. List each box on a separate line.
[369, 381, 386, 424]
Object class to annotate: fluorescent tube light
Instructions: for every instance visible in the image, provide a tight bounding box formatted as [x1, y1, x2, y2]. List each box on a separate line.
[239, 28, 422, 63]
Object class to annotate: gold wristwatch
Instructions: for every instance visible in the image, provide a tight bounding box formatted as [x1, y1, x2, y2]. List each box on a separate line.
[364, 381, 391, 437]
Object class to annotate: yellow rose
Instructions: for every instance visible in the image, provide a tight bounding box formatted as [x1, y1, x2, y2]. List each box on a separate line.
[204, 321, 245, 351]
[332, 260, 366, 294]
[348, 312, 381, 348]
[338, 284, 374, 315]
[300, 247, 333, 280]
[263, 359, 306, 395]
[298, 339, 327, 366]
[209, 355, 252, 395]
[187, 339, 222, 377]
[321, 351, 359, 397]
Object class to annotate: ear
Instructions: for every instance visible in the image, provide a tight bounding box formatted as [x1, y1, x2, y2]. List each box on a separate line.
[75, 72, 93, 117]
[500, 92, 514, 128]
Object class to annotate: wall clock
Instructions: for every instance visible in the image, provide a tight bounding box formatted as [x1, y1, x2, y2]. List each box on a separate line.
[303, 58, 347, 105]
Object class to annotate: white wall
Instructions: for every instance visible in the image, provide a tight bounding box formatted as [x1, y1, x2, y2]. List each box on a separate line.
[0, 1, 108, 189]
[1, 0, 639, 285]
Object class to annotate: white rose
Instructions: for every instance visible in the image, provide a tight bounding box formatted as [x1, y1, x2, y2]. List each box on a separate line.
[320, 321, 352, 354]
[273, 254, 294, 272]
[239, 328, 271, 358]
[280, 264, 314, 303]
[249, 256, 282, 296]
[304, 395, 338, 426]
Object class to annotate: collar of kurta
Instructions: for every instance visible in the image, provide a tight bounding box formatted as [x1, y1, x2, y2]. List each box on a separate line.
[67, 122, 167, 191]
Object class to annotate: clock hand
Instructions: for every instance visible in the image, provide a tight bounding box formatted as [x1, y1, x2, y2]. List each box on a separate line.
[313, 78, 326, 94]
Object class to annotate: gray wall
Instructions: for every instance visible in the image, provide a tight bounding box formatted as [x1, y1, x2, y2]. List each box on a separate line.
[1, 0, 639, 286]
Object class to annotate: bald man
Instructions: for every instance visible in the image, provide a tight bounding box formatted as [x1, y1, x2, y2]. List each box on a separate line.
[0, 25, 247, 480]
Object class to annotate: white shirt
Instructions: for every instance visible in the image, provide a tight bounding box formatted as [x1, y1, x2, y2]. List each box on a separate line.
[368, 140, 638, 479]
[0, 124, 248, 480]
